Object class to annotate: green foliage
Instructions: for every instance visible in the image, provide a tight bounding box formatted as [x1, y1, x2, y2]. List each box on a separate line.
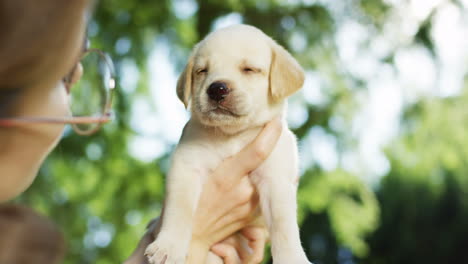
[362, 88, 468, 264]
[15, 0, 468, 263]
[359, 0, 390, 27]
[299, 169, 379, 257]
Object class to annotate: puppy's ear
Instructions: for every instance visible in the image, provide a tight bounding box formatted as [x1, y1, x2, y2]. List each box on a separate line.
[269, 40, 305, 103]
[176, 54, 195, 108]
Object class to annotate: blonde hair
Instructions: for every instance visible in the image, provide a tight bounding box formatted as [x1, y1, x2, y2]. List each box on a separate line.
[0, 0, 92, 91]
[0, 204, 66, 264]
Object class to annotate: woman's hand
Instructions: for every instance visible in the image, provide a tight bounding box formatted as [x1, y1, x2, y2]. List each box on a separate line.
[125, 117, 282, 264]
[211, 226, 267, 264]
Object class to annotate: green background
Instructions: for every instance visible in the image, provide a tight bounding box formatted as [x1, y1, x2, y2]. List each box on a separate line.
[18, 0, 468, 263]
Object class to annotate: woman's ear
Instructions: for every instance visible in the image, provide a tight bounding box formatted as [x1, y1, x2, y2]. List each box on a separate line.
[176, 54, 195, 108]
[268, 40, 305, 103]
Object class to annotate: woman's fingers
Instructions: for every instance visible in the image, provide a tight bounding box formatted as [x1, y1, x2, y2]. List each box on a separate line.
[241, 227, 267, 264]
[215, 117, 282, 187]
[211, 242, 242, 264]
[206, 175, 257, 228]
[217, 217, 249, 239]
[212, 228, 267, 264]
[227, 176, 257, 207]
[229, 188, 259, 222]
[224, 235, 253, 262]
[210, 201, 257, 243]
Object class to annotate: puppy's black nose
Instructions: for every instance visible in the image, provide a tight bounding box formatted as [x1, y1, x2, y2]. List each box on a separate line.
[207, 82, 230, 102]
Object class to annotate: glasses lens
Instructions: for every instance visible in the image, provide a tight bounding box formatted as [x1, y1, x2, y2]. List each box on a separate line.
[70, 50, 114, 134]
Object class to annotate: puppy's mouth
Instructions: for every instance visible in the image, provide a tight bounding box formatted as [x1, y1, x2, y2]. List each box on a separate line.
[206, 105, 241, 117]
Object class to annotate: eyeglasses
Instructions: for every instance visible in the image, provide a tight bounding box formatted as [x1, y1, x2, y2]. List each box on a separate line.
[0, 48, 116, 136]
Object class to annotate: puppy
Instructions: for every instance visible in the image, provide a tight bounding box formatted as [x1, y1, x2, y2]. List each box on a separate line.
[145, 24, 311, 264]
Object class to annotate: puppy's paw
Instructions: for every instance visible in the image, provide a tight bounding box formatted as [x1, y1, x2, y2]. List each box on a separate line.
[145, 239, 185, 264]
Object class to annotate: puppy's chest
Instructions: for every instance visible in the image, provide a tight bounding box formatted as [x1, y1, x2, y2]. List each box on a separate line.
[205, 131, 258, 167]
[181, 127, 261, 173]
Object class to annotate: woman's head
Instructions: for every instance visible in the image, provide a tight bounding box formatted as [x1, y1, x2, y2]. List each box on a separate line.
[0, 0, 93, 201]
[0, 0, 91, 93]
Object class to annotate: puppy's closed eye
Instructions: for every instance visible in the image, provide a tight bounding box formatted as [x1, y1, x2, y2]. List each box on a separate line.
[241, 66, 261, 74]
[196, 68, 208, 74]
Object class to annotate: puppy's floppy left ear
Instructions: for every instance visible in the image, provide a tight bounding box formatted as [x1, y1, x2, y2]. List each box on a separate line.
[176, 53, 195, 108]
[269, 39, 305, 102]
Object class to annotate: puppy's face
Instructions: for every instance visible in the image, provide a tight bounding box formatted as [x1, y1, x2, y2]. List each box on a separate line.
[191, 27, 272, 130]
[177, 25, 304, 134]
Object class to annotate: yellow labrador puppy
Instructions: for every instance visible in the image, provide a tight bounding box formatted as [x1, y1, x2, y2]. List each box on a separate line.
[145, 24, 311, 264]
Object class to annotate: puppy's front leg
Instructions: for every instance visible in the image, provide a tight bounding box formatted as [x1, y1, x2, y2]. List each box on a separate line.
[145, 154, 203, 264]
[255, 175, 309, 264]
[252, 132, 311, 264]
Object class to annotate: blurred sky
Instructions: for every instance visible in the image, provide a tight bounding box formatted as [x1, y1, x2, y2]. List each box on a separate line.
[124, 0, 468, 186]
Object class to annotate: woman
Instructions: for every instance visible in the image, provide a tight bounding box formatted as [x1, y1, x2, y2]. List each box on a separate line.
[0, 0, 281, 263]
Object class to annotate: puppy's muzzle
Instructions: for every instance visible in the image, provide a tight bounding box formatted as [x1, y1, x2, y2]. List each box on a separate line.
[207, 81, 230, 102]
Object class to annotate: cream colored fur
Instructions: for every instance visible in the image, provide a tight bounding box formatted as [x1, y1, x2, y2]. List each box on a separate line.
[145, 24, 310, 264]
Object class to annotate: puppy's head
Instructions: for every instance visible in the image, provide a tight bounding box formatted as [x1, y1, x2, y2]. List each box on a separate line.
[177, 24, 304, 134]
